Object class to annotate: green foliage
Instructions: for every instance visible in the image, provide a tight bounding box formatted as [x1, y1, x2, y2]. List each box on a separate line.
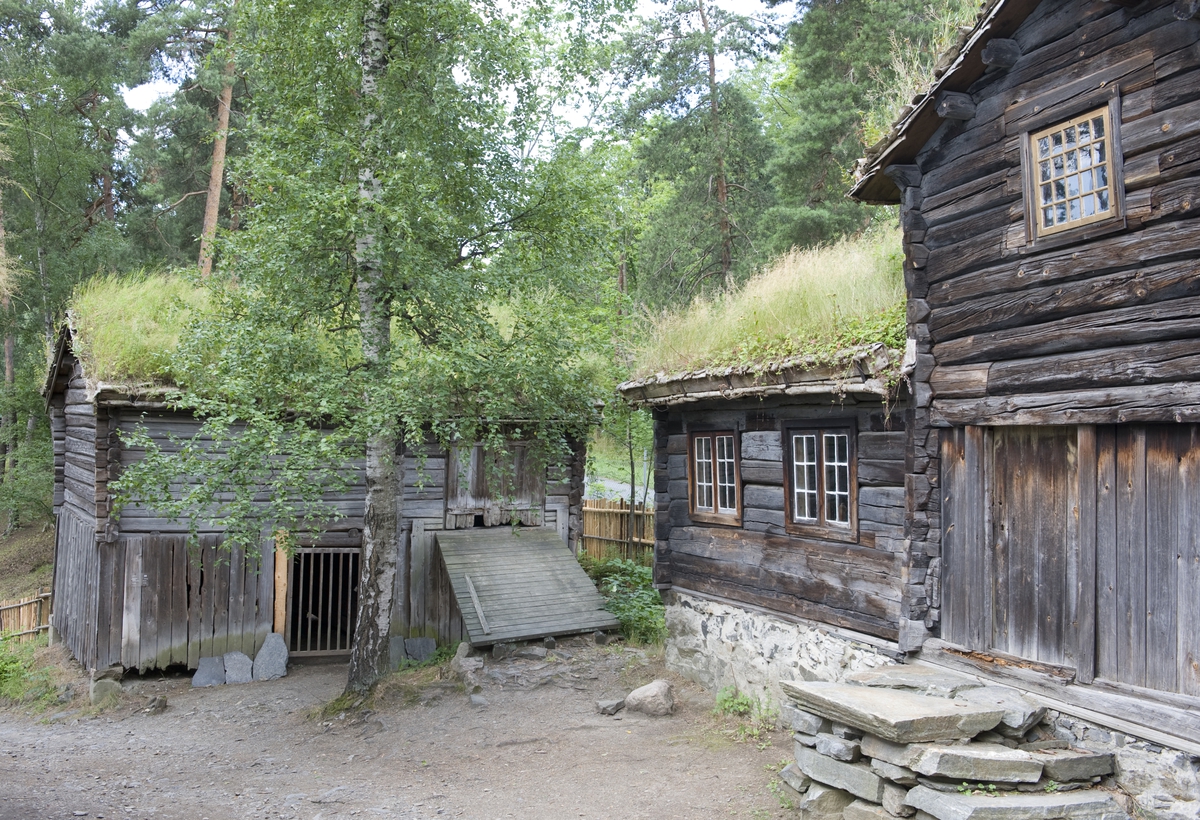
[0, 637, 55, 706]
[581, 556, 665, 644]
[635, 224, 905, 375]
[714, 685, 779, 746]
[69, 271, 207, 386]
[715, 685, 754, 716]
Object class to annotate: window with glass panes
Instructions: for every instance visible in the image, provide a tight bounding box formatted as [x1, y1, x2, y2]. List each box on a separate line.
[787, 426, 853, 531]
[690, 431, 739, 518]
[1031, 108, 1115, 237]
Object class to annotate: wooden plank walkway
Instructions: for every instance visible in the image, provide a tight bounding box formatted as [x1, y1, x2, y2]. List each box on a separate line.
[435, 528, 619, 647]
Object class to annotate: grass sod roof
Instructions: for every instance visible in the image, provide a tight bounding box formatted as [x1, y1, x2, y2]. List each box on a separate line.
[620, 227, 908, 406]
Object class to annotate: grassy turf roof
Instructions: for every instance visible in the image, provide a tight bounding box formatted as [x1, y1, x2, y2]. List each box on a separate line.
[69, 271, 207, 389]
[632, 225, 906, 381]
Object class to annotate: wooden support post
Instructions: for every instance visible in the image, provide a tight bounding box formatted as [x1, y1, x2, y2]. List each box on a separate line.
[273, 533, 288, 635]
[936, 92, 976, 121]
[1175, 0, 1200, 18]
[981, 38, 1021, 69]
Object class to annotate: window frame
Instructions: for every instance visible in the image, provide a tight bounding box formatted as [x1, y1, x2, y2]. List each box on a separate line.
[1019, 89, 1125, 251]
[687, 429, 741, 525]
[782, 421, 858, 542]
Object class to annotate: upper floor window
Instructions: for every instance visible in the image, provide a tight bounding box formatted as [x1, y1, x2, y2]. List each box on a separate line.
[785, 423, 856, 539]
[690, 430, 739, 522]
[1031, 107, 1116, 238]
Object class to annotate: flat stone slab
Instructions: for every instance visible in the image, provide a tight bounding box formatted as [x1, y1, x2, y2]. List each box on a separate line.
[848, 665, 984, 698]
[845, 800, 892, 820]
[224, 651, 253, 685]
[779, 762, 811, 795]
[781, 702, 831, 735]
[192, 656, 225, 687]
[905, 785, 1131, 820]
[782, 681, 1004, 743]
[862, 734, 930, 769]
[253, 633, 288, 681]
[796, 745, 885, 803]
[913, 743, 1043, 784]
[1032, 749, 1114, 782]
[405, 637, 437, 662]
[953, 686, 1046, 737]
[871, 758, 919, 786]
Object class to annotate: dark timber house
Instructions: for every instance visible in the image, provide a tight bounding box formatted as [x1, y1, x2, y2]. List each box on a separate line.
[624, 0, 1200, 787]
[44, 324, 590, 672]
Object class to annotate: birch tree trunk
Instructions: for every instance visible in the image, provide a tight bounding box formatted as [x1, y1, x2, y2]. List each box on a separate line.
[0, 200, 11, 482]
[198, 20, 236, 278]
[346, 0, 400, 695]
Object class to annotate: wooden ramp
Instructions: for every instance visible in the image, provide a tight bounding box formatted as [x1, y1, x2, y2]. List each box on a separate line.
[434, 528, 620, 647]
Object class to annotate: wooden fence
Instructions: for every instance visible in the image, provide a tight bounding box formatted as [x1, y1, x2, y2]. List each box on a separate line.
[580, 499, 654, 562]
[0, 589, 53, 643]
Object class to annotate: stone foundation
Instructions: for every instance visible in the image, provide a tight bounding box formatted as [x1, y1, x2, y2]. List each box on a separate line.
[663, 591, 898, 711]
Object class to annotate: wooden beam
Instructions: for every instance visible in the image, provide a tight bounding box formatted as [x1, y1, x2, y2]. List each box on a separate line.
[980, 38, 1021, 69]
[884, 164, 922, 189]
[936, 92, 976, 121]
[1175, 0, 1200, 18]
[273, 535, 288, 635]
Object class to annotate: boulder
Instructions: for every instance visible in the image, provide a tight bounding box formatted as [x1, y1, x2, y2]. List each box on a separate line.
[192, 656, 226, 687]
[781, 681, 1004, 743]
[796, 745, 885, 803]
[913, 743, 1043, 784]
[625, 680, 675, 716]
[223, 651, 253, 685]
[904, 785, 1131, 820]
[952, 686, 1046, 738]
[253, 633, 289, 681]
[848, 665, 984, 699]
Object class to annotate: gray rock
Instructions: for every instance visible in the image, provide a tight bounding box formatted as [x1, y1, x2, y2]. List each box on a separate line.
[782, 702, 833, 735]
[626, 680, 674, 716]
[796, 745, 885, 803]
[223, 651, 253, 684]
[904, 784, 1131, 820]
[594, 630, 611, 645]
[871, 758, 919, 787]
[781, 681, 1004, 744]
[89, 678, 121, 706]
[1019, 740, 1070, 752]
[405, 637, 437, 662]
[450, 642, 483, 678]
[884, 782, 915, 817]
[1033, 749, 1114, 782]
[543, 636, 556, 649]
[192, 656, 226, 687]
[845, 800, 893, 820]
[253, 633, 289, 681]
[913, 743, 1043, 784]
[798, 782, 856, 819]
[952, 687, 1046, 738]
[848, 665, 984, 699]
[469, 694, 488, 707]
[1132, 797, 1199, 820]
[492, 643, 515, 659]
[515, 646, 548, 660]
[862, 735, 931, 769]
[795, 732, 820, 748]
[780, 762, 812, 795]
[91, 664, 123, 683]
[597, 699, 625, 716]
[833, 722, 865, 740]
[816, 732, 862, 762]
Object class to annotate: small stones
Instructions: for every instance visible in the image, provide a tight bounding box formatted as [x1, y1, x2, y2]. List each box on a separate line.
[191, 656, 226, 688]
[468, 694, 489, 708]
[596, 698, 625, 716]
[625, 680, 674, 716]
[141, 695, 168, 715]
[779, 762, 812, 794]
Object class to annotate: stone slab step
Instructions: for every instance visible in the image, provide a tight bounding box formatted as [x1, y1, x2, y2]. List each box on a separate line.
[848, 664, 985, 698]
[905, 785, 1131, 820]
[781, 681, 1005, 743]
[913, 743, 1043, 784]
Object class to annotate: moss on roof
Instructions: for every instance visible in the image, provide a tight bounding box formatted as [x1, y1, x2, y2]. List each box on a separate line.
[633, 225, 906, 379]
[69, 271, 207, 388]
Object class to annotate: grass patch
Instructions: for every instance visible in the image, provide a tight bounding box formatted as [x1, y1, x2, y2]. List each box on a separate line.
[316, 642, 461, 718]
[580, 556, 666, 644]
[70, 270, 207, 386]
[634, 225, 905, 377]
[0, 637, 60, 708]
[0, 518, 55, 601]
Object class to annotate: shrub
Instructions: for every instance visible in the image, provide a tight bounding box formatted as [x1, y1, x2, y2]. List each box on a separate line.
[581, 557, 666, 644]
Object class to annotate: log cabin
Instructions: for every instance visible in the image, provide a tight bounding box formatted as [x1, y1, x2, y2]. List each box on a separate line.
[43, 322, 587, 672]
[849, 0, 1200, 757]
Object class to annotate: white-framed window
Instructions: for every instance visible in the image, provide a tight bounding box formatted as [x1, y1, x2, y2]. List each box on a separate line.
[1030, 107, 1117, 238]
[785, 424, 855, 535]
[690, 431, 739, 520]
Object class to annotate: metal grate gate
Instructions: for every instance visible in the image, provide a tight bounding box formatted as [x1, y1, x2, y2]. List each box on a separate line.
[287, 547, 361, 656]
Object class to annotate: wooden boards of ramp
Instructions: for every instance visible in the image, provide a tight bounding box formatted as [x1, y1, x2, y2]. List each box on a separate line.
[434, 528, 620, 647]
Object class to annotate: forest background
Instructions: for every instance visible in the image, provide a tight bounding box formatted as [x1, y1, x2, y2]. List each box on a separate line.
[0, 0, 976, 684]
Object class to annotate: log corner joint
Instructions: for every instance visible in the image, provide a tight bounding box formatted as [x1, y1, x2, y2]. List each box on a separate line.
[936, 92, 977, 122]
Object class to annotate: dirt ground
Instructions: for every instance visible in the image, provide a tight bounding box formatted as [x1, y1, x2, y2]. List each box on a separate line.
[0, 638, 797, 820]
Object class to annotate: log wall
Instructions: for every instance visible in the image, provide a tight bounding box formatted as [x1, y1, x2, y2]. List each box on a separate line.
[653, 395, 906, 642]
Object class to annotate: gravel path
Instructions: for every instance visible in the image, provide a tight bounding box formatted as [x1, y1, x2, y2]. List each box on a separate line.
[0, 639, 793, 820]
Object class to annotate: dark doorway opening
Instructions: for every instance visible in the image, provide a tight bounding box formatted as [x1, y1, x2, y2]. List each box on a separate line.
[287, 547, 361, 657]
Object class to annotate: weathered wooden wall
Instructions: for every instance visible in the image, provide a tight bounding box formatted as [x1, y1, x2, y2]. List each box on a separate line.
[653, 396, 906, 641]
